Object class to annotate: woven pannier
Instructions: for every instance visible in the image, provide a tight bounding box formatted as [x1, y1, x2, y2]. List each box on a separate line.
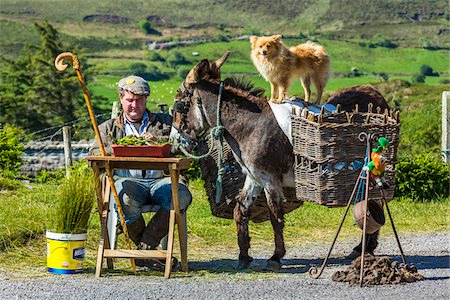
[195, 139, 302, 223]
[291, 109, 400, 207]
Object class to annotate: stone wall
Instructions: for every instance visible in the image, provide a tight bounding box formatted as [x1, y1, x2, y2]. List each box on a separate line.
[20, 140, 93, 177]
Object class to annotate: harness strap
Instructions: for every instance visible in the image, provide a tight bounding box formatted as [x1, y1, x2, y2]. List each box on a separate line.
[175, 81, 225, 203]
[215, 82, 225, 203]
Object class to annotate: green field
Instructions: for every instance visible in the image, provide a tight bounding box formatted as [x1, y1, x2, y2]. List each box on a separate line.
[87, 38, 449, 109]
[1, 0, 447, 50]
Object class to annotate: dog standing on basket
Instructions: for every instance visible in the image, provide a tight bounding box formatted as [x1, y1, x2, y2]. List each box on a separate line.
[250, 35, 330, 104]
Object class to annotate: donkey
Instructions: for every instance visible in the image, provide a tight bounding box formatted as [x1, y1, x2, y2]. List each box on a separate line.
[170, 52, 387, 271]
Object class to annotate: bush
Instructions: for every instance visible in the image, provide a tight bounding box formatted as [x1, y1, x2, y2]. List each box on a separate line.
[419, 64, 439, 77]
[0, 125, 24, 177]
[177, 67, 190, 79]
[351, 67, 360, 77]
[34, 169, 65, 184]
[145, 65, 169, 81]
[411, 73, 425, 83]
[138, 20, 161, 35]
[0, 176, 23, 191]
[185, 160, 202, 181]
[372, 34, 397, 48]
[129, 62, 148, 77]
[166, 51, 191, 68]
[148, 51, 165, 62]
[373, 72, 389, 82]
[395, 154, 450, 201]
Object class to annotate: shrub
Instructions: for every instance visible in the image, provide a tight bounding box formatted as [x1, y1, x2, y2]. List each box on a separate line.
[351, 67, 360, 77]
[166, 51, 191, 68]
[148, 51, 165, 62]
[411, 73, 425, 83]
[372, 34, 397, 48]
[177, 67, 190, 79]
[145, 65, 169, 81]
[185, 160, 202, 181]
[34, 169, 65, 184]
[129, 62, 148, 77]
[138, 20, 161, 35]
[419, 64, 439, 77]
[0, 125, 24, 177]
[395, 153, 450, 201]
[373, 72, 389, 82]
[0, 176, 23, 191]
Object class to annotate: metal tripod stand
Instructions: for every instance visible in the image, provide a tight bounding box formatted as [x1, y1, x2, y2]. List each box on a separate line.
[308, 132, 407, 286]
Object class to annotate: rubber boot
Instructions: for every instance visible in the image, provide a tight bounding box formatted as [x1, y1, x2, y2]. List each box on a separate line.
[139, 209, 170, 250]
[125, 215, 146, 247]
[346, 230, 380, 260]
[135, 209, 172, 270]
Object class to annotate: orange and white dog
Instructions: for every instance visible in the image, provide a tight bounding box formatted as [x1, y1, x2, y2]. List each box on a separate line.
[250, 35, 330, 104]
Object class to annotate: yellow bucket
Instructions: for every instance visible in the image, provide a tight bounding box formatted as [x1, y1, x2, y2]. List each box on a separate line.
[46, 231, 87, 274]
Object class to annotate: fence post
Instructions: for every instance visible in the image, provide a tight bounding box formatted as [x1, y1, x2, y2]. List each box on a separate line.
[442, 92, 450, 164]
[62, 126, 73, 178]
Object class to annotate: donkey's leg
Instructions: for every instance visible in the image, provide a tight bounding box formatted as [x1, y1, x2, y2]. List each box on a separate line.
[234, 177, 262, 270]
[263, 186, 286, 272]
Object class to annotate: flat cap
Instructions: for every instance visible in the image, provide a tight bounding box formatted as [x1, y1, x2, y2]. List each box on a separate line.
[118, 76, 150, 96]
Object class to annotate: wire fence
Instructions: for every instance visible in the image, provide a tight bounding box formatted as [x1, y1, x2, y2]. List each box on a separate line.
[21, 113, 110, 142]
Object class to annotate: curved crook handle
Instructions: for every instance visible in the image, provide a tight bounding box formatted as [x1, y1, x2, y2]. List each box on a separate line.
[54, 52, 80, 72]
[358, 132, 370, 143]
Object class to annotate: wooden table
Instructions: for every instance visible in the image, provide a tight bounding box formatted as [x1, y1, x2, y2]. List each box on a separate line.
[86, 156, 192, 278]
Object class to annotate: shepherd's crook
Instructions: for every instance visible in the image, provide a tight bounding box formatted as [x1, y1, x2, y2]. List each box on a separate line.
[55, 52, 137, 273]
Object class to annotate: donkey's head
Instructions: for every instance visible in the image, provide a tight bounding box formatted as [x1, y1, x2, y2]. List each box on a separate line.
[170, 52, 230, 151]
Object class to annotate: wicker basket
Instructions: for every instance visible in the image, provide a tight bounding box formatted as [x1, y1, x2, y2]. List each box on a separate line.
[292, 109, 400, 207]
[195, 139, 302, 223]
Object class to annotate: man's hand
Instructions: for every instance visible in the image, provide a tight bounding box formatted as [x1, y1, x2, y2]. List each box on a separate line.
[141, 132, 156, 141]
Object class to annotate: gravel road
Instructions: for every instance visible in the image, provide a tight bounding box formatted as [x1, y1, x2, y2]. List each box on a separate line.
[1, 231, 448, 300]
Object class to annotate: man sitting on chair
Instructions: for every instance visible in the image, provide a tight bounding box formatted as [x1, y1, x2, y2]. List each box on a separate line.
[90, 75, 192, 268]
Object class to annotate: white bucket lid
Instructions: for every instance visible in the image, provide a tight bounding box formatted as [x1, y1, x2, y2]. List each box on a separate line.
[46, 231, 87, 241]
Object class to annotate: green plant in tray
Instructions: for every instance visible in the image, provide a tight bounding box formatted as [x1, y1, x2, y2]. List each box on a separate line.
[114, 135, 170, 146]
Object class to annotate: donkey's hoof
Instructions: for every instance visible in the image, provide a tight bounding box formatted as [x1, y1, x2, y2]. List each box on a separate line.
[263, 259, 281, 272]
[235, 257, 253, 270]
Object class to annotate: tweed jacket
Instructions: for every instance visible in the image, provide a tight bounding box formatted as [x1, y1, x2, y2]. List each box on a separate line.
[90, 109, 172, 156]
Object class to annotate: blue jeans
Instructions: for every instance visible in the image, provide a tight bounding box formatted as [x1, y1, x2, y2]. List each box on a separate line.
[112, 176, 192, 224]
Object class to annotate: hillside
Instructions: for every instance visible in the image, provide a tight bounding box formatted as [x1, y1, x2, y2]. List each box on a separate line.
[0, 0, 448, 57]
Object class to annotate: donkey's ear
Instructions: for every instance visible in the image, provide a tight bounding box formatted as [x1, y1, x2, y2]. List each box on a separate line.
[185, 59, 210, 84]
[214, 51, 230, 69]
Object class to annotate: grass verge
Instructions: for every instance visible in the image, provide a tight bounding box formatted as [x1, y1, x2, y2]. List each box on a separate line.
[0, 179, 448, 278]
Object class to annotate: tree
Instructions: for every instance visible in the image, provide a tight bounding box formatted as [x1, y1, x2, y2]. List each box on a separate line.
[129, 62, 148, 77]
[0, 125, 24, 177]
[166, 51, 190, 68]
[148, 51, 165, 62]
[411, 74, 425, 83]
[375, 72, 389, 82]
[138, 20, 161, 35]
[0, 22, 108, 138]
[419, 64, 438, 77]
